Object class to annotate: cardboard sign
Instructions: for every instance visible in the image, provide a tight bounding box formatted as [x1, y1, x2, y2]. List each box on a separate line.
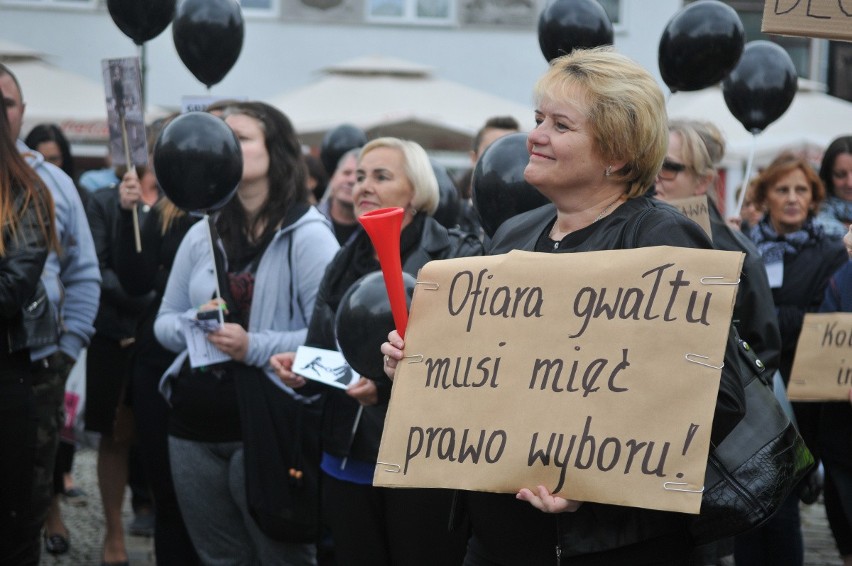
[667, 195, 713, 241]
[375, 247, 743, 515]
[763, 0, 852, 43]
[788, 312, 852, 401]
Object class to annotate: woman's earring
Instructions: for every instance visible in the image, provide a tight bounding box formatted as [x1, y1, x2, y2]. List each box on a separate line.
[605, 165, 612, 177]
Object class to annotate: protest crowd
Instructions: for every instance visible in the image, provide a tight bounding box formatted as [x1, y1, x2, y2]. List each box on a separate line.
[3, 2, 852, 566]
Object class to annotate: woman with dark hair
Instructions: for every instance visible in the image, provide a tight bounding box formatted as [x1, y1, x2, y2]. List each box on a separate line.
[272, 136, 483, 566]
[24, 123, 88, 209]
[24, 124, 74, 179]
[154, 101, 339, 564]
[0, 93, 59, 564]
[737, 153, 847, 566]
[816, 136, 852, 238]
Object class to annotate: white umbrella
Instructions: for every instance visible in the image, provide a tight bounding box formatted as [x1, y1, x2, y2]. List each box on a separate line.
[1, 39, 166, 157]
[667, 79, 851, 170]
[265, 56, 535, 152]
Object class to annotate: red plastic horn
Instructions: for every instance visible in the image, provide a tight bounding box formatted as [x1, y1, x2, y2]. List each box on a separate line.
[358, 207, 409, 338]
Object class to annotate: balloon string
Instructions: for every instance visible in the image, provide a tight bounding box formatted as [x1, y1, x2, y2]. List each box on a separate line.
[205, 213, 225, 327]
[733, 133, 758, 218]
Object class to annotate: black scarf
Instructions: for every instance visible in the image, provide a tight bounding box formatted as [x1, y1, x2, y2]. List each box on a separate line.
[324, 213, 426, 312]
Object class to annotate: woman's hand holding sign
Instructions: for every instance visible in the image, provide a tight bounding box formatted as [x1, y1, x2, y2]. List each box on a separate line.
[383, 330, 583, 513]
[517, 486, 583, 513]
[381, 329, 405, 381]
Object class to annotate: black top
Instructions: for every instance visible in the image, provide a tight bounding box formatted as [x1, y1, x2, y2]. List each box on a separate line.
[114, 203, 198, 370]
[304, 215, 484, 462]
[475, 197, 714, 564]
[86, 186, 155, 342]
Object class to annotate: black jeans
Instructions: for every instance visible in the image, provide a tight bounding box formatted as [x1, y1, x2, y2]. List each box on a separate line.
[0, 350, 38, 565]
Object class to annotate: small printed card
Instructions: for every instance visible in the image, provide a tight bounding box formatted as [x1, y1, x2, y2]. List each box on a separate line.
[181, 314, 231, 368]
[293, 346, 358, 389]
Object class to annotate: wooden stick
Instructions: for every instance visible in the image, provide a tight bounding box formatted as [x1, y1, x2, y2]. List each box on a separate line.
[119, 114, 142, 253]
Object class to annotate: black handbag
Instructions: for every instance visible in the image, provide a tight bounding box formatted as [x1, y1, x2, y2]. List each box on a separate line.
[233, 364, 322, 543]
[9, 279, 60, 353]
[689, 335, 815, 545]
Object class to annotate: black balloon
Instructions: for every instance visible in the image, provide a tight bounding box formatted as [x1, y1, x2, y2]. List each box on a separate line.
[108, 0, 176, 45]
[173, 0, 244, 88]
[538, 0, 613, 63]
[430, 159, 461, 229]
[472, 133, 550, 238]
[320, 124, 368, 175]
[153, 112, 243, 212]
[658, 0, 744, 93]
[722, 40, 797, 134]
[336, 271, 417, 380]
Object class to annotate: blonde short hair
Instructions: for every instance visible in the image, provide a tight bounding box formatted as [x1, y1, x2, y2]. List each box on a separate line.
[533, 46, 667, 198]
[668, 119, 726, 201]
[359, 137, 439, 215]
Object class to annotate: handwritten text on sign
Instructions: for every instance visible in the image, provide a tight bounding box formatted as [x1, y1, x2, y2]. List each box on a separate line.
[375, 247, 743, 515]
[789, 312, 852, 401]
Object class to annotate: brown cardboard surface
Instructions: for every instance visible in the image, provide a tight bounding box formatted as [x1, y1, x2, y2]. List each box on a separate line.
[667, 195, 713, 241]
[763, 1, 852, 42]
[375, 247, 743, 515]
[789, 312, 852, 401]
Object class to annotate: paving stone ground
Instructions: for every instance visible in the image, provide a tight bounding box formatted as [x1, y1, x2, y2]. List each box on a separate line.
[39, 446, 845, 566]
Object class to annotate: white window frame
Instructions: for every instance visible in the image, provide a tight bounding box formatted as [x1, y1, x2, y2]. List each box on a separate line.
[366, 0, 456, 26]
[238, 0, 281, 18]
[0, 0, 96, 9]
[596, 0, 625, 33]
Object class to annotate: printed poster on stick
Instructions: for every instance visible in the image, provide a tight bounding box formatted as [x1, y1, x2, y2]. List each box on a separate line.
[101, 57, 148, 169]
[375, 247, 743, 515]
[788, 312, 852, 401]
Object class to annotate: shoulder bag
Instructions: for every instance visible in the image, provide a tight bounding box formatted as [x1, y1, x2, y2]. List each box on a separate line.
[622, 204, 814, 544]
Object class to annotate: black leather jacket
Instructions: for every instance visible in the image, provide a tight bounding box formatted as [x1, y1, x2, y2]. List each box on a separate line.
[473, 197, 743, 563]
[1, 188, 49, 354]
[306, 216, 484, 462]
[706, 200, 781, 374]
[86, 186, 154, 342]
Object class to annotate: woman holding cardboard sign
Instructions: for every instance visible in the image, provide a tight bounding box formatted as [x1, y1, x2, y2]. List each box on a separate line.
[382, 47, 751, 565]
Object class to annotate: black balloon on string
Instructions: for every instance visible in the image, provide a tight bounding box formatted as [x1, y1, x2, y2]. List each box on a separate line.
[320, 124, 368, 176]
[472, 133, 550, 238]
[335, 271, 417, 380]
[153, 111, 243, 212]
[722, 40, 798, 134]
[537, 0, 613, 63]
[430, 159, 462, 229]
[173, 0, 244, 88]
[107, 0, 176, 46]
[658, 0, 745, 93]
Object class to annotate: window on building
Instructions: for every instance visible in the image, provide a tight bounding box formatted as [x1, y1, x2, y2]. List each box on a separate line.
[367, 0, 454, 25]
[596, 0, 621, 26]
[0, 0, 96, 8]
[239, 0, 280, 17]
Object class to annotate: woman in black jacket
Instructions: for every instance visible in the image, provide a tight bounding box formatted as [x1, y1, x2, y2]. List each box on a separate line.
[272, 137, 483, 565]
[737, 154, 847, 566]
[381, 47, 737, 565]
[0, 94, 58, 564]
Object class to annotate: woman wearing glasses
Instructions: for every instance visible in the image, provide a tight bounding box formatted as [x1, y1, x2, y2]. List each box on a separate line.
[653, 119, 780, 373]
